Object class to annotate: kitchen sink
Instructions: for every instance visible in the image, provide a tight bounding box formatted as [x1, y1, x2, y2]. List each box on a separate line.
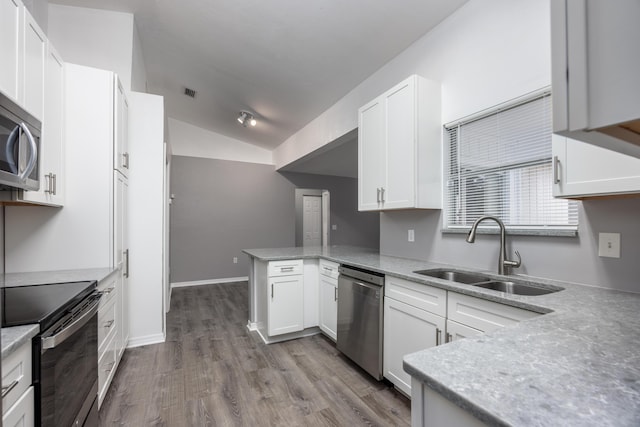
[413, 269, 491, 284]
[414, 268, 562, 296]
[473, 281, 559, 296]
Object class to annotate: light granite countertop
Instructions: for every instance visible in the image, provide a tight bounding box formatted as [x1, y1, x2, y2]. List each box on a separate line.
[244, 246, 640, 426]
[1, 267, 117, 360]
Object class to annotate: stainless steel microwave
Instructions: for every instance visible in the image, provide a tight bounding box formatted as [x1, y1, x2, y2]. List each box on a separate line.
[0, 91, 41, 191]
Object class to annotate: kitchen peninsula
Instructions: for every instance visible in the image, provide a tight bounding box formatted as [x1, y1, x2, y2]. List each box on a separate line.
[244, 246, 640, 426]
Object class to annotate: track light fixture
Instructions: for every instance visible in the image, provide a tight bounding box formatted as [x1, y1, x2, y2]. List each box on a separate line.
[237, 111, 257, 127]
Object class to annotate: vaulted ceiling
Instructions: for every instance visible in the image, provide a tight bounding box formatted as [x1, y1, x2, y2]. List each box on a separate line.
[50, 0, 468, 150]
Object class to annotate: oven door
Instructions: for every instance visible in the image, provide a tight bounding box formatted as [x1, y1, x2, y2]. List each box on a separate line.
[36, 295, 100, 427]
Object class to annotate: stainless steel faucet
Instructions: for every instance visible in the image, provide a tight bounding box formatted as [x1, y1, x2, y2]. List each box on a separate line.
[466, 215, 521, 275]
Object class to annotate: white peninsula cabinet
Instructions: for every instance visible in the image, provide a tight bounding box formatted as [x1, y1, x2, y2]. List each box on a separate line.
[318, 259, 339, 341]
[2, 340, 34, 427]
[358, 75, 441, 211]
[268, 259, 304, 336]
[552, 134, 640, 198]
[551, 0, 640, 159]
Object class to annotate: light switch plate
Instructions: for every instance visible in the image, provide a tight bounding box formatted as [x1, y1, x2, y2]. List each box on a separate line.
[408, 229, 415, 242]
[598, 233, 620, 258]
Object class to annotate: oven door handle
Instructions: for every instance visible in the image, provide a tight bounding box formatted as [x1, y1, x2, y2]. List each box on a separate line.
[41, 297, 100, 350]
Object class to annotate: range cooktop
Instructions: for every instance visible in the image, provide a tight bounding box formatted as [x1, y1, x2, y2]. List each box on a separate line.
[2, 281, 97, 330]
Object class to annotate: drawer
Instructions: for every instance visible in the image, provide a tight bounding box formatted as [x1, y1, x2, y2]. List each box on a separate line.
[319, 259, 340, 279]
[98, 296, 118, 353]
[268, 259, 303, 277]
[447, 292, 539, 334]
[98, 333, 117, 406]
[385, 276, 447, 317]
[2, 341, 32, 414]
[97, 272, 118, 308]
[2, 386, 34, 427]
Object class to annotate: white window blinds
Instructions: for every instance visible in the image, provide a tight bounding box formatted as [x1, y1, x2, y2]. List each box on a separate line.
[444, 90, 578, 234]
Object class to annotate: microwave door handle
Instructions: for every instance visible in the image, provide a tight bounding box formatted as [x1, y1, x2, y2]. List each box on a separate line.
[18, 122, 37, 180]
[6, 125, 20, 174]
[41, 297, 100, 350]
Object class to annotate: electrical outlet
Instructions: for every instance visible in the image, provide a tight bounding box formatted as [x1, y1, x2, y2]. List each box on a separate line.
[233, 257, 238, 264]
[332, 224, 337, 231]
[408, 229, 415, 242]
[598, 233, 620, 258]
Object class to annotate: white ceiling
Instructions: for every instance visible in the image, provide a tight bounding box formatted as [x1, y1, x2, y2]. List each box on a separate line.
[49, 0, 468, 150]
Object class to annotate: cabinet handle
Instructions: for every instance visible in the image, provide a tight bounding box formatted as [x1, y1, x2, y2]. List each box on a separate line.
[104, 320, 115, 328]
[44, 173, 52, 194]
[381, 187, 385, 203]
[553, 156, 560, 184]
[323, 266, 332, 272]
[445, 332, 452, 343]
[100, 287, 115, 295]
[52, 173, 57, 195]
[376, 188, 381, 203]
[334, 287, 337, 301]
[1, 380, 19, 398]
[271, 283, 274, 299]
[124, 249, 130, 278]
[436, 328, 442, 346]
[122, 153, 130, 169]
[280, 266, 294, 272]
[104, 362, 115, 373]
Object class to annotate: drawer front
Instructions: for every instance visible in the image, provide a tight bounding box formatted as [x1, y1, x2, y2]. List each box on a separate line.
[98, 333, 117, 406]
[319, 259, 340, 279]
[447, 292, 539, 333]
[385, 276, 447, 317]
[2, 386, 34, 427]
[98, 296, 118, 353]
[2, 341, 32, 414]
[268, 259, 303, 277]
[97, 272, 118, 308]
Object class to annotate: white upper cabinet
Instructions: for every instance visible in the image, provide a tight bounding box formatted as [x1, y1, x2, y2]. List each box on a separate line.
[551, 0, 640, 159]
[17, 43, 65, 206]
[0, 0, 21, 101]
[21, 6, 45, 121]
[552, 134, 640, 198]
[358, 75, 441, 211]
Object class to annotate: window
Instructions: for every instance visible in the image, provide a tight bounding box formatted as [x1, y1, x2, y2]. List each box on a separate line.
[443, 89, 578, 235]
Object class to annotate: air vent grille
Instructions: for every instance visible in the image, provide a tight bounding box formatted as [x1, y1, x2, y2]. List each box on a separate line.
[184, 87, 197, 98]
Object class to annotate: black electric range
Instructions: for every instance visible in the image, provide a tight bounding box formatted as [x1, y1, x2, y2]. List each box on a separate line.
[1, 280, 101, 427]
[1, 280, 98, 329]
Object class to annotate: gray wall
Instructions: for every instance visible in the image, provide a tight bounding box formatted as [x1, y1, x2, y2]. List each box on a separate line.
[170, 156, 379, 283]
[380, 198, 640, 293]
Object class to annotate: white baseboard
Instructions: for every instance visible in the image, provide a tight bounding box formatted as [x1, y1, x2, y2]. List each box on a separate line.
[171, 276, 248, 288]
[126, 333, 166, 348]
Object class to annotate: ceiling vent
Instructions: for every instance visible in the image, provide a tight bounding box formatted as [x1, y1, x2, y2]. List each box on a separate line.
[184, 87, 197, 98]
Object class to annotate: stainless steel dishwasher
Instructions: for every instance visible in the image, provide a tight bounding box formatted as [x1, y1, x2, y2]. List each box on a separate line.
[336, 265, 385, 380]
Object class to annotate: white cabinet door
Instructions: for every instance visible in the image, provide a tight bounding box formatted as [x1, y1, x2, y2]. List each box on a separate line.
[551, 0, 640, 158]
[0, 0, 21, 101]
[319, 275, 337, 341]
[114, 172, 130, 353]
[383, 77, 415, 209]
[21, 8, 45, 121]
[445, 319, 482, 343]
[268, 275, 304, 336]
[552, 134, 640, 198]
[18, 43, 65, 206]
[2, 386, 34, 427]
[384, 296, 445, 396]
[358, 97, 384, 211]
[114, 80, 129, 177]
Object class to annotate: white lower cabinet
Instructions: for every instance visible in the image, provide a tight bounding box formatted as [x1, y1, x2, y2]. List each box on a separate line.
[318, 259, 339, 341]
[445, 319, 482, 342]
[384, 297, 444, 396]
[97, 271, 122, 408]
[2, 341, 33, 427]
[2, 386, 34, 427]
[267, 260, 304, 336]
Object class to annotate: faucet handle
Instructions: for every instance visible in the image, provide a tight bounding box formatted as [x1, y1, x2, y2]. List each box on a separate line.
[504, 250, 522, 269]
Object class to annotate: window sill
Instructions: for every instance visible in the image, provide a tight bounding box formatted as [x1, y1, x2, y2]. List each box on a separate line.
[442, 227, 578, 237]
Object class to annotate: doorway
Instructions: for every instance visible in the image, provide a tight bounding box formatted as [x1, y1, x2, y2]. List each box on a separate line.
[295, 188, 330, 247]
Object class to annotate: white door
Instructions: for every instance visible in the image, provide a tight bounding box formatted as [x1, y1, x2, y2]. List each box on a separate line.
[302, 195, 322, 247]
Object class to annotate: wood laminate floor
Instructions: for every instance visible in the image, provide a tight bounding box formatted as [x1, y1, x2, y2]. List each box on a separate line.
[99, 282, 411, 426]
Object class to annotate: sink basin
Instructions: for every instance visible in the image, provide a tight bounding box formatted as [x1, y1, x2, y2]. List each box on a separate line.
[413, 269, 491, 284]
[473, 281, 558, 296]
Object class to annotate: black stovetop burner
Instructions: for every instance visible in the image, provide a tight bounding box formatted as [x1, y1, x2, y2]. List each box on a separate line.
[2, 281, 97, 331]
